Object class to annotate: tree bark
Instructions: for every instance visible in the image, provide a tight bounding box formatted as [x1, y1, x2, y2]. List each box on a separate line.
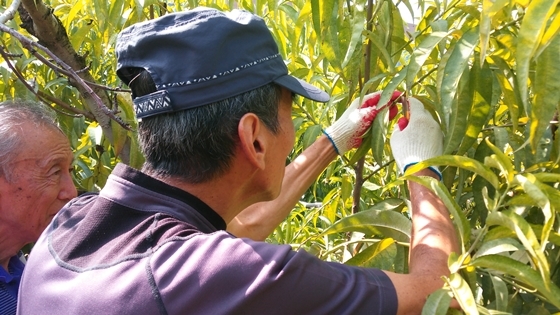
[19, 0, 115, 145]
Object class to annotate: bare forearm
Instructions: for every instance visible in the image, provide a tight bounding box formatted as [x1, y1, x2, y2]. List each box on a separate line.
[383, 169, 460, 314]
[228, 135, 337, 240]
[408, 169, 459, 282]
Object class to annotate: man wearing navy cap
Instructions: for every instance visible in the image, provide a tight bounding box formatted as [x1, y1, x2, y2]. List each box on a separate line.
[18, 8, 458, 315]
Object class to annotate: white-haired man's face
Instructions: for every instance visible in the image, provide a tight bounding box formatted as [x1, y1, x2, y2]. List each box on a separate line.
[0, 123, 77, 247]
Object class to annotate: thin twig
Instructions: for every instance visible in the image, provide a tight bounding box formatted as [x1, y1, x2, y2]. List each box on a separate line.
[0, 45, 94, 119]
[0, 22, 131, 130]
[0, 0, 22, 24]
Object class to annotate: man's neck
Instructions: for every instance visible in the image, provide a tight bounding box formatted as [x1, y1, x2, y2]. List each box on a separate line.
[0, 228, 23, 271]
[149, 166, 266, 226]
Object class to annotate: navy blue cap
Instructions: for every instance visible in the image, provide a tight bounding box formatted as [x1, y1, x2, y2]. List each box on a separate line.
[116, 7, 330, 119]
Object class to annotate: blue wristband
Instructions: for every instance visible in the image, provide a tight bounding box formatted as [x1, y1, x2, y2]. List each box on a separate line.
[322, 130, 341, 155]
[403, 162, 442, 181]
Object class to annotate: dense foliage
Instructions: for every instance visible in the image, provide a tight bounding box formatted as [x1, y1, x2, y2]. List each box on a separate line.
[1, 0, 559, 313]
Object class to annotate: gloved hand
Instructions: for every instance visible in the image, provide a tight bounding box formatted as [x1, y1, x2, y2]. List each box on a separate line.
[324, 91, 402, 155]
[390, 97, 443, 178]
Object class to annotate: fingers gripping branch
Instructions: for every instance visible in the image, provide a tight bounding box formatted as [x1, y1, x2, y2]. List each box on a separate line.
[324, 91, 402, 155]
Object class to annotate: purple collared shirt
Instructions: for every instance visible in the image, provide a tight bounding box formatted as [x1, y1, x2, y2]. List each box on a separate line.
[18, 164, 398, 315]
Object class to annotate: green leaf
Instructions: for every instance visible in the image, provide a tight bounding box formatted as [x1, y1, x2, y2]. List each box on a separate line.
[473, 237, 523, 259]
[318, 0, 342, 73]
[364, 29, 395, 74]
[446, 273, 479, 315]
[516, 0, 560, 109]
[323, 188, 340, 224]
[345, 238, 397, 269]
[536, 11, 560, 57]
[421, 288, 452, 315]
[456, 60, 494, 156]
[490, 275, 509, 312]
[530, 33, 560, 152]
[404, 155, 500, 189]
[486, 210, 550, 290]
[301, 125, 322, 150]
[369, 106, 390, 165]
[513, 173, 556, 252]
[406, 31, 449, 89]
[321, 208, 411, 243]
[479, 0, 510, 63]
[377, 68, 406, 106]
[491, 57, 521, 131]
[439, 27, 479, 130]
[470, 254, 560, 309]
[443, 64, 471, 154]
[341, 11, 366, 69]
[484, 138, 515, 184]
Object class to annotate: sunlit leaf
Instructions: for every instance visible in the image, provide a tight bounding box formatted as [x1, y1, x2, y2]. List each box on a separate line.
[456, 60, 493, 156]
[321, 208, 411, 243]
[484, 138, 515, 184]
[406, 31, 448, 89]
[516, 0, 560, 109]
[480, 0, 510, 62]
[439, 27, 479, 130]
[473, 237, 523, 259]
[486, 210, 550, 290]
[443, 64, 471, 154]
[405, 155, 500, 189]
[446, 273, 479, 315]
[530, 34, 560, 152]
[345, 238, 397, 269]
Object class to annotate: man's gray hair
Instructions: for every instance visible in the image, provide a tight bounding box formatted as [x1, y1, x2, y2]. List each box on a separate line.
[139, 83, 282, 183]
[0, 99, 58, 179]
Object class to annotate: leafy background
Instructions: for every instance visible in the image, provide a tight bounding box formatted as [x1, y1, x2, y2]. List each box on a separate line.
[1, 0, 559, 313]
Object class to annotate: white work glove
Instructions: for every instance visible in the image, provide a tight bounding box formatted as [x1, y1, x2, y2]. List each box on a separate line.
[324, 91, 402, 155]
[390, 97, 443, 179]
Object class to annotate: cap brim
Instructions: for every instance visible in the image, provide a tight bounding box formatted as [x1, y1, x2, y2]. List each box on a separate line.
[274, 75, 330, 103]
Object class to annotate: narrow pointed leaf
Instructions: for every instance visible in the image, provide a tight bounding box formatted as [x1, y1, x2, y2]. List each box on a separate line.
[486, 210, 550, 290]
[490, 275, 509, 312]
[456, 60, 493, 155]
[345, 238, 397, 269]
[530, 34, 560, 152]
[516, 0, 560, 108]
[405, 155, 500, 189]
[480, 0, 510, 62]
[364, 30, 396, 74]
[439, 27, 479, 130]
[406, 31, 448, 89]
[536, 12, 560, 57]
[484, 138, 515, 184]
[321, 209, 411, 242]
[446, 273, 479, 315]
[470, 254, 560, 309]
[342, 14, 366, 69]
[421, 288, 453, 315]
[443, 65, 471, 154]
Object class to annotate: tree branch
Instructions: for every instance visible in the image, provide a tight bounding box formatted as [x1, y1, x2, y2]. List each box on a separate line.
[0, 45, 94, 119]
[0, 0, 21, 24]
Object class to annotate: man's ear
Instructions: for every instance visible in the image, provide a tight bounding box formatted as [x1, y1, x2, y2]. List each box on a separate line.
[238, 113, 267, 170]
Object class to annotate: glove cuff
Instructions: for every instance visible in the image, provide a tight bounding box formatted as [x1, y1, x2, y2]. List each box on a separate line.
[403, 162, 442, 180]
[322, 129, 341, 155]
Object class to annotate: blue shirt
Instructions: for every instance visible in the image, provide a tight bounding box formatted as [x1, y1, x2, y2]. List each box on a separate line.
[0, 253, 25, 315]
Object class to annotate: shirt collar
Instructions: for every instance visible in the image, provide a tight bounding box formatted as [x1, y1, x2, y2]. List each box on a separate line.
[0, 254, 25, 284]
